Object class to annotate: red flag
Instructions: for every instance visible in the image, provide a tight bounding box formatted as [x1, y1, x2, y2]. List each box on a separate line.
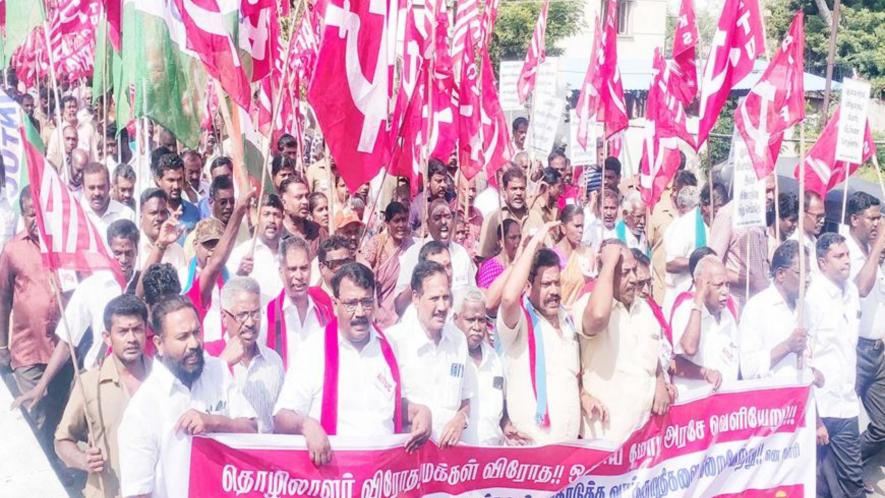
[516, 0, 549, 104]
[239, 0, 280, 82]
[794, 107, 877, 199]
[697, 0, 764, 148]
[451, 0, 480, 78]
[174, 0, 252, 110]
[670, 0, 698, 106]
[389, 64, 427, 194]
[479, 0, 499, 49]
[19, 104, 122, 284]
[308, 0, 395, 192]
[457, 29, 482, 179]
[574, 15, 602, 150]
[597, 0, 628, 139]
[480, 48, 512, 181]
[735, 12, 804, 180]
[102, 0, 121, 51]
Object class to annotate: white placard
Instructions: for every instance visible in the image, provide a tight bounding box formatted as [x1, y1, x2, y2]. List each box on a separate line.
[568, 110, 596, 166]
[528, 58, 561, 158]
[732, 134, 767, 229]
[835, 78, 871, 164]
[498, 61, 523, 112]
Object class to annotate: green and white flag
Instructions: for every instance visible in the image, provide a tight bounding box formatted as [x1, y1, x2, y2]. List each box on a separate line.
[1, 0, 45, 67]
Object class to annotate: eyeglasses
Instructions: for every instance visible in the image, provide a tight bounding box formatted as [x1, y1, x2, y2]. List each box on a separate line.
[340, 298, 375, 313]
[224, 309, 261, 324]
[324, 258, 353, 271]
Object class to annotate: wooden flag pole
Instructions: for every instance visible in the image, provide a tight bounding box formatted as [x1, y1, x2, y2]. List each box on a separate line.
[100, 1, 110, 154]
[248, 2, 303, 257]
[841, 170, 850, 226]
[796, 121, 807, 371]
[39, 4, 66, 161]
[872, 154, 885, 200]
[821, 0, 842, 120]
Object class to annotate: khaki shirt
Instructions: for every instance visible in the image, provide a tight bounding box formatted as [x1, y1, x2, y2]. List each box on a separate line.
[495, 303, 581, 445]
[55, 355, 151, 498]
[574, 294, 661, 443]
[306, 159, 333, 196]
[477, 206, 528, 259]
[522, 200, 559, 240]
[647, 194, 676, 303]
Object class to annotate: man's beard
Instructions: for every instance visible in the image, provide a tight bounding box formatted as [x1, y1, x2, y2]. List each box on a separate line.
[160, 348, 205, 387]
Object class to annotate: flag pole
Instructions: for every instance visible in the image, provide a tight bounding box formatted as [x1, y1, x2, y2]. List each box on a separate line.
[872, 155, 885, 200]
[48, 272, 107, 495]
[39, 2, 66, 162]
[796, 120, 806, 371]
[821, 0, 841, 120]
[248, 3, 302, 257]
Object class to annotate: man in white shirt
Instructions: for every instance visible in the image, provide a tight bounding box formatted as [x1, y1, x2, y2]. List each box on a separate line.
[511, 117, 528, 154]
[806, 233, 864, 498]
[789, 191, 826, 256]
[274, 263, 431, 465]
[582, 188, 619, 250]
[739, 240, 814, 382]
[844, 192, 885, 464]
[81, 161, 135, 236]
[13, 219, 141, 410]
[394, 200, 476, 316]
[615, 190, 648, 254]
[497, 223, 581, 444]
[207, 277, 284, 433]
[118, 296, 257, 498]
[454, 289, 522, 446]
[671, 256, 739, 393]
[387, 261, 474, 446]
[137, 188, 187, 284]
[228, 193, 285, 304]
[260, 236, 332, 370]
[112, 163, 137, 211]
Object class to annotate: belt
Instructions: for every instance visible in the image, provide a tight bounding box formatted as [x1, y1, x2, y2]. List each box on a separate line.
[858, 337, 884, 351]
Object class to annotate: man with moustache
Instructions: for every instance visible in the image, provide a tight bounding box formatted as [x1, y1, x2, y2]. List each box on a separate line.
[118, 296, 257, 498]
[478, 166, 529, 259]
[153, 153, 200, 241]
[137, 189, 187, 284]
[274, 263, 432, 465]
[670, 256, 739, 392]
[112, 164, 137, 211]
[408, 159, 451, 232]
[315, 235, 355, 296]
[54, 295, 151, 498]
[279, 176, 325, 258]
[81, 162, 135, 236]
[575, 240, 670, 443]
[228, 194, 286, 303]
[582, 188, 620, 251]
[394, 200, 476, 316]
[454, 289, 527, 446]
[386, 261, 474, 446]
[183, 174, 236, 262]
[807, 233, 864, 498]
[789, 191, 827, 262]
[497, 222, 581, 444]
[261, 236, 333, 371]
[206, 277, 284, 433]
[14, 220, 144, 410]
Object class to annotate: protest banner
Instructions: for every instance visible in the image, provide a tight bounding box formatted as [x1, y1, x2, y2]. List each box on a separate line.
[528, 57, 561, 159]
[569, 109, 596, 167]
[186, 381, 814, 497]
[498, 60, 523, 112]
[835, 77, 871, 164]
[731, 133, 767, 229]
[0, 90, 28, 202]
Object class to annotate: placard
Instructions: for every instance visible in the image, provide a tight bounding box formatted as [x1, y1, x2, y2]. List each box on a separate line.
[835, 78, 872, 164]
[732, 133, 767, 229]
[497, 61, 523, 112]
[568, 110, 596, 166]
[528, 58, 561, 158]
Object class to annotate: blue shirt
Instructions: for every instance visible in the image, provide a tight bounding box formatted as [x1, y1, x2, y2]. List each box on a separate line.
[178, 199, 200, 244]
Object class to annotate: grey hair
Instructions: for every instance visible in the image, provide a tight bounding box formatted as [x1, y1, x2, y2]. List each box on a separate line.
[676, 186, 700, 211]
[278, 235, 311, 266]
[453, 287, 486, 315]
[621, 189, 645, 212]
[692, 255, 722, 281]
[220, 276, 261, 310]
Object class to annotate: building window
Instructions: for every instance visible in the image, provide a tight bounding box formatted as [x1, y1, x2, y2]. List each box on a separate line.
[617, 0, 632, 35]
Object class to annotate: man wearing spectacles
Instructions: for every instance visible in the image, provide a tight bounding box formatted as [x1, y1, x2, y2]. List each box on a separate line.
[205, 277, 284, 433]
[789, 191, 826, 272]
[316, 235, 355, 297]
[274, 263, 432, 466]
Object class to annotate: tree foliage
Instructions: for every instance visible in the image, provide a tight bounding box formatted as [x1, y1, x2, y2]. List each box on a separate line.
[489, 0, 586, 69]
[767, 0, 885, 97]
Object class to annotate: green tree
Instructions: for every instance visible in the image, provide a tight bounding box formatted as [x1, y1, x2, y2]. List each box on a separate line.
[489, 0, 586, 69]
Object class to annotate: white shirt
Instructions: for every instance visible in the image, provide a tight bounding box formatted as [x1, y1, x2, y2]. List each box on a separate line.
[394, 238, 476, 297]
[738, 284, 808, 382]
[259, 295, 324, 368]
[227, 238, 283, 305]
[671, 299, 739, 392]
[54, 270, 126, 368]
[138, 231, 188, 285]
[231, 345, 285, 434]
[806, 275, 861, 419]
[581, 209, 617, 250]
[85, 199, 135, 239]
[663, 209, 707, 310]
[274, 329, 399, 437]
[463, 342, 505, 446]
[118, 354, 256, 498]
[386, 315, 475, 438]
[846, 233, 885, 340]
[473, 187, 501, 218]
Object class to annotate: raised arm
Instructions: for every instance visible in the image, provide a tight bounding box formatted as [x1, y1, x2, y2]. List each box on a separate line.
[854, 228, 885, 297]
[135, 217, 182, 298]
[580, 244, 623, 337]
[499, 222, 558, 329]
[677, 279, 707, 357]
[198, 188, 255, 306]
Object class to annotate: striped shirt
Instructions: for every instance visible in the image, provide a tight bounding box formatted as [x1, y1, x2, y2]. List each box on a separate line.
[231, 345, 285, 433]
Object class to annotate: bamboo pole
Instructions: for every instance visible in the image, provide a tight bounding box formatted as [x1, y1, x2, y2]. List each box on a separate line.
[821, 0, 842, 120]
[797, 122, 806, 371]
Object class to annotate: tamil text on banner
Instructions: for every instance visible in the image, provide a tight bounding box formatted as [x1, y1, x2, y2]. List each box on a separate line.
[731, 132, 768, 229]
[186, 380, 815, 497]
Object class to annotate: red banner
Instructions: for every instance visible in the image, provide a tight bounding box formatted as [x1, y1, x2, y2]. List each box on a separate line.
[185, 381, 815, 497]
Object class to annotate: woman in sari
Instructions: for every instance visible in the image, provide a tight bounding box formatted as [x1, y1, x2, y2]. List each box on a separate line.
[553, 204, 595, 308]
[476, 218, 521, 289]
[357, 201, 414, 328]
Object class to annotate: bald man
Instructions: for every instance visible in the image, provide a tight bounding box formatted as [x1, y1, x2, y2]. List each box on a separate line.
[64, 148, 90, 194]
[670, 256, 739, 393]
